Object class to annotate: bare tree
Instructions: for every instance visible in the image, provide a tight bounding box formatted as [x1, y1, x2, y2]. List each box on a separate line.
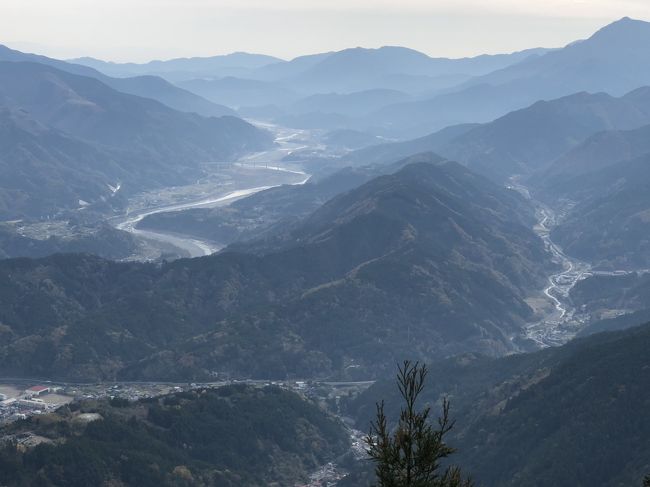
[365, 361, 472, 487]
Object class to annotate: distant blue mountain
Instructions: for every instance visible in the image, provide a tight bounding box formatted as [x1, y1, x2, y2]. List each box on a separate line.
[346, 87, 650, 180]
[0, 44, 235, 117]
[248, 45, 550, 94]
[368, 18, 650, 136]
[71, 52, 283, 81]
[0, 61, 272, 218]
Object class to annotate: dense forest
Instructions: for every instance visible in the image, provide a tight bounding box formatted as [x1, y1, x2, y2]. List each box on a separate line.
[0, 385, 349, 486]
[345, 322, 650, 486]
[0, 160, 551, 382]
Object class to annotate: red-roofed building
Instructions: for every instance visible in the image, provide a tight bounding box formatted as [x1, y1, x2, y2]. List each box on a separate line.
[25, 386, 49, 397]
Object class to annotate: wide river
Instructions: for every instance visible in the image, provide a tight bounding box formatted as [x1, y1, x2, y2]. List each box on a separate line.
[112, 123, 312, 258]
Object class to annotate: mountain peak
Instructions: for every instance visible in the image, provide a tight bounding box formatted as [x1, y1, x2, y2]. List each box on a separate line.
[588, 16, 650, 44]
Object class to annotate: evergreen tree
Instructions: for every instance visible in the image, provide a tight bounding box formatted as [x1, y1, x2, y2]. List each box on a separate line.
[643, 474, 650, 487]
[365, 361, 472, 487]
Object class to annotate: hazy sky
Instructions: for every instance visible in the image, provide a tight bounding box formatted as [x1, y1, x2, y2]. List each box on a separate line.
[2, 0, 650, 62]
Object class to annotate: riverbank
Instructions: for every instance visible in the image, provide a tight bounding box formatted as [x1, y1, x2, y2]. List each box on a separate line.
[112, 123, 313, 260]
[510, 179, 647, 348]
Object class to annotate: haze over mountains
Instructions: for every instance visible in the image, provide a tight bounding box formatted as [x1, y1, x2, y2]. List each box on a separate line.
[369, 17, 650, 136]
[71, 52, 284, 81]
[14, 17, 650, 142]
[71, 45, 553, 132]
[0, 61, 272, 219]
[0, 45, 235, 117]
[344, 87, 650, 179]
[2, 13, 650, 487]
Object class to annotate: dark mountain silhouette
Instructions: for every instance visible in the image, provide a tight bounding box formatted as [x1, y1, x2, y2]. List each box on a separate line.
[137, 153, 436, 248]
[347, 321, 650, 487]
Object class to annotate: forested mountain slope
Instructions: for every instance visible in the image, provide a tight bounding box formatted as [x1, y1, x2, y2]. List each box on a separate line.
[346, 322, 650, 487]
[0, 385, 348, 487]
[0, 160, 550, 381]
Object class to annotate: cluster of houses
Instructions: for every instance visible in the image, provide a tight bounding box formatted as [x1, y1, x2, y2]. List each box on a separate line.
[0, 385, 59, 422]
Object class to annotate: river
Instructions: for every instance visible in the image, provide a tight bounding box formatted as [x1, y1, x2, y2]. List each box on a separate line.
[112, 123, 312, 259]
[510, 180, 647, 347]
[520, 201, 593, 346]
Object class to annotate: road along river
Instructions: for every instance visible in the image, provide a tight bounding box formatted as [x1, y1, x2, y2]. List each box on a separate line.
[521, 203, 593, 347]
[510, 180, 649, 347]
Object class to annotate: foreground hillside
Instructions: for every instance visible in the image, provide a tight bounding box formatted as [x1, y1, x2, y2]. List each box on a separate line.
[345, 323, 650, 486]
[0, 385, 349, 486]
[0, 159, 550, 381]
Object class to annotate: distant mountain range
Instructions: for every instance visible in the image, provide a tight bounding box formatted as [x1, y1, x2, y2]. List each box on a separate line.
[0, 61, 272, 219]
[70, 52, 284, 81]
[36, 18, 650, 140]
[343, 87, 650, 180]
[73, 46, 549, 93]
[149, 78, 650, 265]
[0, 158, 551, 381]
[365, 17, 650, 136]
[70, 44, 553, 125]
[0, 44, 234, 117]
[259, 46, 551, 94]
[546, 152, 650, 269]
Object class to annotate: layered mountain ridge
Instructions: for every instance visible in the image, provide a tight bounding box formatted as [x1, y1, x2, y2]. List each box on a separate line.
[0, 159, 550, 381]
